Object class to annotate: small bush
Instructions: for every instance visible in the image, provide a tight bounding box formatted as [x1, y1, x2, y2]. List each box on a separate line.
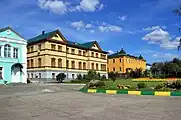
[70, 80, 82, 83]
[88, 80, 105, 88]
[27, 79, 31, 84]
[155, 84, 163, 90]
[76, 74, 83, 80]
[101, 75, 107, 81]
[137, 82, 147, 89]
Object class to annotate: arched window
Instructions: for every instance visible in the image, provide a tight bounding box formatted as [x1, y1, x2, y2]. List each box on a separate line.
[38, 58, 41, 67]
[79, 62, 82, 70]
[71, 61, 75, 69]
[58, 58, 62, 67]
[4, 44, 11, 58]
[66, 60, 69, 68]
[83, 62, 86, 70]
[96, 63, 98, 70]
[51, 58, 56, 68]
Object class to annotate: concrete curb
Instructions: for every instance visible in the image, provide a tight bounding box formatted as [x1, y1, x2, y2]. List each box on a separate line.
[80, 89, 181, 96]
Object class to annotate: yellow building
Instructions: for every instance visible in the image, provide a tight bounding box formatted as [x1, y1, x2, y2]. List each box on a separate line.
[27, 30, 108, 80]
[108, 48, 146, 73]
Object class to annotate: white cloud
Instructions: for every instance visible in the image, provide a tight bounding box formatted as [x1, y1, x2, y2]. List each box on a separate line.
[99, 25, 122, 32]
[152, 52, 179, 59]
[70, 21, 94, 31]
[70, 21, 85, 30]
[143, 25, 167, 31]
[89, 30, 95, 33]
[142, 29, 180, 49]
[85, 24, 92, 28]
[107, 50, 114, 54]
[37, 0, 69, 14]
[76, 0, 104, 12]
[119, 15, 127, 21]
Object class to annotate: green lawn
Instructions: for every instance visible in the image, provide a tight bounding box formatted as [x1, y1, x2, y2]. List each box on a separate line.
[103, 79, 164, 90]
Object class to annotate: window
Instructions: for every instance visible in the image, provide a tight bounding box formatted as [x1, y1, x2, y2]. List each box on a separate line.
[101, 64, 106, 71]
[71, 49, 75, 54]
[67, 48, 69, 53]
[120, 58, 122, 63]
[101, 54, 106, 59]
[58, 46, 62, 51]
[51, 58, 56, 67]
[71, 61, 75, 69]
[78, 50, 82, 56]
[72, 74, 75, 79]
[4, 44, 11, 58]
[27, 60, 30, 68]
[91, 52, 94, 57]
[52, 73, 55, 79]
[38, 44, 41, 50]
[51, 44, 56, 50]
[31, 59, 34, 67]
[39, 73, 41, 79]
[58, 58, 62, 67]
[83, 62, 86, 70]
[113, 59, 115, 63]
[13, 48, 18, 58]
[96, 63, 98, 70]
[38, 58, 41, 67]
[120, 67, 122, 72]
[113, 68, 115, 72]
[31, 46, 33, 52]
[83, 51, 86, 56]
[27, 47, 30, 53]
[66, 60, 69, 68]
[31, 73, 33, 78]
[96, 53, 98, 58]
[0, 67, 3, 79]
[28, 74, 30, 78]
[92, 63, 94, 70]
[79, 62, 82, 70]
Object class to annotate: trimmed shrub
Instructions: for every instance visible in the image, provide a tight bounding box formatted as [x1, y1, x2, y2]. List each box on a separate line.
[76, 74, 83, 80]
[101, 75, 107, 81]
[137, 82, 147, 89]
[56, 73, 66, 83]
[155, 84, 163, 90]
[88, 80, 105, 88]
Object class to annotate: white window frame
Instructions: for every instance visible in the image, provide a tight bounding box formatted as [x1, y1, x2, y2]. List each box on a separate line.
[0, 66, 4, 80]
[13, 48, 18, 58]
[0, 46, 1, 57]
[4, 44, 11, 58]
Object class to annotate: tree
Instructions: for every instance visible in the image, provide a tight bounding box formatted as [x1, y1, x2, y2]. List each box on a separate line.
[56, 73, 66, 83]
[77, 74, 83, 80]
[173, 6, 181, 50]
[108, 72, 118, 82]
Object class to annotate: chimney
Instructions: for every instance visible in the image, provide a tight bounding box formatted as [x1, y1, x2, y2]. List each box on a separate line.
[42, 31, 45, 35]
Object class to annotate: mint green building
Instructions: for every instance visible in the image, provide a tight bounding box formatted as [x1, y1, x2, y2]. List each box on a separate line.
[0, 27, 27, 84]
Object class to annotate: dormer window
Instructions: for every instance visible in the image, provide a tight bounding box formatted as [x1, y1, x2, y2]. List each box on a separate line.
[4, 44, 11, 58]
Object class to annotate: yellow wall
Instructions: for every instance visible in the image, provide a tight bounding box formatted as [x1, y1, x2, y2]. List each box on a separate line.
[108, 56, 146, 73]
[27, 33, 107, 74]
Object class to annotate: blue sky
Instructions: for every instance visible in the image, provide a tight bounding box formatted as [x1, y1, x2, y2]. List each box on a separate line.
[1, 0, 181, 64]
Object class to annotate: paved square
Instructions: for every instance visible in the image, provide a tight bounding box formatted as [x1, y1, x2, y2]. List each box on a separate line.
[0, 84, 181, 120]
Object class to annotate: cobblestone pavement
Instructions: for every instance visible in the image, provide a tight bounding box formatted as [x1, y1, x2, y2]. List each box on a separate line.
[0, 84, 181, 120]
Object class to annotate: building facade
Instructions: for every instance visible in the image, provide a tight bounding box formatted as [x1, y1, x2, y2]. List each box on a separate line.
[0, 27, 27, 84]
[108, 48, 146, 73]
[27, 30, 108, 80]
